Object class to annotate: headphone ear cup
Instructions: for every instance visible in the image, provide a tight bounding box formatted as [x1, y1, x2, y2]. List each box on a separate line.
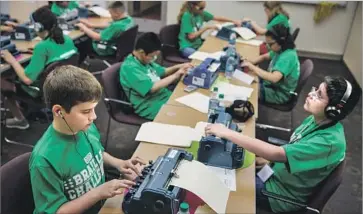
[34, 22, 43, 32]
[325, 106, 339, 120]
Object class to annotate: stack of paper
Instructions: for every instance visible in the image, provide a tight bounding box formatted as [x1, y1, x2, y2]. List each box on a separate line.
[189, 51, 225, 61]
[236, 39, 264, 46]
[213, 82, 254, 102]
[135, 122, 202, 147]
[175, 92, 210, 114]
[233, 69, 255, 85]
[88, 6, 111, 18]
[232, 27, 256, 40]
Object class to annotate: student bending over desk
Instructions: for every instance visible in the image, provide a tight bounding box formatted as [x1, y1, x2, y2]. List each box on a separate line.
[75, 1, 134, 63]
[51, 1, 81, 17]
[177, 1, 241, 58]
[242, 24, 299, 105]
[0, 6, 77, 130]
[241, 1, 291, 35]
[119, 32, 192, 120]
[30, 65, 147, 214]
[205, 76, 361, 213]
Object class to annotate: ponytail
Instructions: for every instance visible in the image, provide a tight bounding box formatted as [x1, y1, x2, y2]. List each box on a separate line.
[49, 25, 65, 44]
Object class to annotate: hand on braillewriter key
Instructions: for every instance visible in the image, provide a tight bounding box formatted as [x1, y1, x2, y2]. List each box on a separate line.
[94, 179, 136, 199]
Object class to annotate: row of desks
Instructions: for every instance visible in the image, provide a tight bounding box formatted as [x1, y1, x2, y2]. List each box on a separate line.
[100, 35, 260, 213]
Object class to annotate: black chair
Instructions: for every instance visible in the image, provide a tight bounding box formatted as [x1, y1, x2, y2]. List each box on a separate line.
[1, 152, 34, 214]
[258, 160, 346, 214]
[159, 24, 190, 66]
[256, 59, 314, 141]
[100, 62, 149, 150]
[86, 25, 139, 70]
[292, 27, 300, 42]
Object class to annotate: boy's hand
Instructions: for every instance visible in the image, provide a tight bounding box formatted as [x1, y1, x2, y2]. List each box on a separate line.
[79, 18, 92, 27]
[95, 179, 135, 199]
[75, 23, 87, 31]
[175, 67, 188, 77]
[117, 157, 146, 178]
[205, 123, 230, 138]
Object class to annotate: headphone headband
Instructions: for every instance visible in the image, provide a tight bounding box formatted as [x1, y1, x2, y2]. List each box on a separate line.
[325, 79, 352, 119]
[340, 79, 352, 106]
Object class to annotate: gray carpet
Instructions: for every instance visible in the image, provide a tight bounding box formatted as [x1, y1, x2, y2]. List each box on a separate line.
[1, 56, 362, 214]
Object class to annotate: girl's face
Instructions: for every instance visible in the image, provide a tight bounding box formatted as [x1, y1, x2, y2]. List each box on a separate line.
[304, 82, 329, 119]
[265, 35, 281, 52]
[192, 1, 206, 15]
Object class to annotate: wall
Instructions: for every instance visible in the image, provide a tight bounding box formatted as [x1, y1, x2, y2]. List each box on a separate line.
[343, 2, 362, 87]
[166, 1, 358, 57]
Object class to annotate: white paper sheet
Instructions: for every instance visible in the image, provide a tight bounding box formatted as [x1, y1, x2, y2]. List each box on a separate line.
[175, 92, 210, 114]
[208, 62, 220, 72]
[232, 27, 256, 40]
[135, 122, 202, 147]
[207, 166, 236, 191]
[233, 69, 255, 85]
[170, 160, 230, 213]
[214, 82, 254, 101]
[88, 6, 111, 18]
[63, 30, 71, 35]
[208, 51, 225, 60]
[188, 51, 211, 61]
[236, 38, 264, 46]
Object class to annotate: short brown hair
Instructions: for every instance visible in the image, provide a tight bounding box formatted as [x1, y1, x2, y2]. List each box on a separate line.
[43, 65, 102, 113]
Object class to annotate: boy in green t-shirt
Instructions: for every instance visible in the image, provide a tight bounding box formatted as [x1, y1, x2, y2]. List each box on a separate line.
[241, 1, 291, 35]
[29, 65, 146, 214]
[0, 6, 78, 130]
[242, 24, 299, 105]
[205, 76, 361, 213]
[51, 1, 80, 17]
[75, 1, 134, 63]
[119, 32, 192, 120]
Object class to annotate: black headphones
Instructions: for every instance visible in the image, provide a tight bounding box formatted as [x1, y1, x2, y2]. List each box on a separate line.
[226, 100, 255, 122]
[325, 79, 352, 120]
[268, 26, 287, 46]
[30, 12, 44, 33]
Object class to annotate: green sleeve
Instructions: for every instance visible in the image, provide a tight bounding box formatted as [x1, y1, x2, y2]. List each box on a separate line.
[100, 23, 118, 41]
[25, 44, 47, 81]
[203, 11, 214, 22]
[282, 135, 332, 174]
[180, 12, 194, 34]
[151, 62, 166, 77]
[30, 164, 68, 213]
[70, 1, 79, 9]
[269, 50, 276, 59]
[51, 3, 62, 16]
[271, 51, 294, 77]
[121, 65, 153, 97]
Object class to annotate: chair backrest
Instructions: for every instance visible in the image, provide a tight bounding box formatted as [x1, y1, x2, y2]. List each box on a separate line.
[292, 28, 300, 42]
[295, 59, 314, 95]
[114, 25, 139, 62]
[306, 159, 346, 214]
[1, 152, 34, 214]
[159, 24, 180, 48]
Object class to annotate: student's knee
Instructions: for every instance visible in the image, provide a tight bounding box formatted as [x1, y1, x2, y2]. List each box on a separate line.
[180, 47, 196, 58]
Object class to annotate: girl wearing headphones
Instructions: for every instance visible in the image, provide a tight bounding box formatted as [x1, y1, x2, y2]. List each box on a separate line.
[242, 1, 291, 35]
[205, 76, 361, 213]
[242, 24, 299, 105]
[0, 6, 78, 130]
[177, 1, 241, 58]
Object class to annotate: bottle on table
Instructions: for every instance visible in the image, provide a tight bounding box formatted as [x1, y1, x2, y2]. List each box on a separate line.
[177, 202, 190, 214]
[208, 87, 219, 116]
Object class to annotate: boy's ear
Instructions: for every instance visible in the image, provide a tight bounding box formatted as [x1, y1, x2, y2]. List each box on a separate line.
[52, 105, 63, 116]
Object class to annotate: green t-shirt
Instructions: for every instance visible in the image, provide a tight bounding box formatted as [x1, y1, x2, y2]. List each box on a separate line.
[23, 35, 78, 97]
[92, 16, 134, 56]
[266, 116, 346, 213]
[266, 13, 290, 30]
[51, 1, 79, 17]
[119, 54, 171, 120]
[29, 123, 105, 214]
[178, 10, 214, 50]
[262, 49, 300, 104]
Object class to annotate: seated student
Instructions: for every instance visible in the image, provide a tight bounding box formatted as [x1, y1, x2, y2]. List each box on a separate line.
[242, 1, 291, 35]
[242, 24, 300, 105]
[30, 65, 146, 214]
[51, 1, 80, 17]
[119, 32, 192, 120]
[205, 76, 361, 213]
[177, 1, 241, 58]
[0, 6, 78, 129]
[75, 1, 134, 63]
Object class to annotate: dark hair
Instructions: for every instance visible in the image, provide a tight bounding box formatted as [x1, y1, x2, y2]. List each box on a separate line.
[135, 32, 161, 55]
[32, 6, 64, 44]
[263, 1, 290, 22]
[324, 76, 361, 121]
[43, 65, 102, 113]
[108, 1, 125, 11]
[177, 1, 202, 23]
[266, 24, 295, 51]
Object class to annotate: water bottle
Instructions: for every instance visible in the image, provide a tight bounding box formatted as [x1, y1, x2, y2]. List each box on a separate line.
[218, 93, 225, 108]
[208, 87, 219, 116]
[177, 202, 190, 214]
[229, 33, 237, 46]
[225, 56, 235, 80]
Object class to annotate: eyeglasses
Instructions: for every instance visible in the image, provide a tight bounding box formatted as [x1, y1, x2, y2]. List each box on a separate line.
[266, 41, 276, 46]
[195, 6, 205, 11]
[310, 86, 324, 101]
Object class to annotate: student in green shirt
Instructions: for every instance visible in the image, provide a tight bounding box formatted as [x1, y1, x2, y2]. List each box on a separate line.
[51, 1, 80, 17]
[30, 65, 146, 214]
[242, 1, 291, 35]
[242, 24, 300, 104]
[75, 1, 134, 63]
[177, 1, 241, 58]
[120, 32, 192, 120]
[0, 6, 78, 130]
[205, 76, 361, 213]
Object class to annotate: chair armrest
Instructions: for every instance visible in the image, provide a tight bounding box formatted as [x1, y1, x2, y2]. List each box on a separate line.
[261, 190, 320, 214]
[94, 41, 117, 51]
[267, 137, 288, 146]
[10, 79, 40, 92]
[104, 97, 132, 107]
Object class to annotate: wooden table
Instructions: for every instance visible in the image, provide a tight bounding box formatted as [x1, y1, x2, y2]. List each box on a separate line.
[0, 17, 111, 74]
[99, 35, 260, 214]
